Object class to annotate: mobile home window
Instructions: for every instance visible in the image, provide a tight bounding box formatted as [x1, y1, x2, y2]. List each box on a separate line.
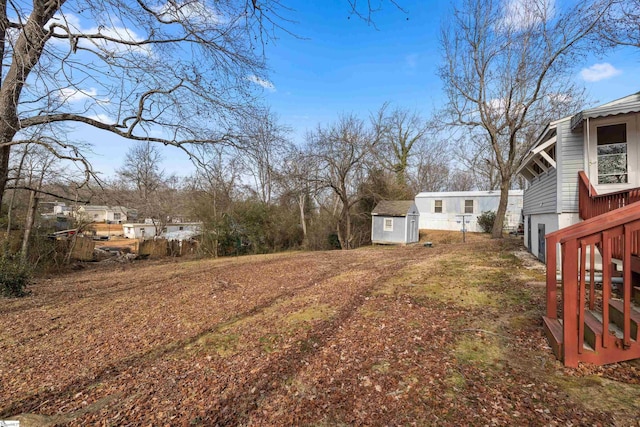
[597, 123, 627, 184]
[434, 200, 443, 213]
[464, 200, 474, 214]
[384, 218, 393, 231]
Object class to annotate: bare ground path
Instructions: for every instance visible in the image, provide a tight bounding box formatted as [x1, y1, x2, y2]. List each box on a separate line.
[1, 237, 639, 425]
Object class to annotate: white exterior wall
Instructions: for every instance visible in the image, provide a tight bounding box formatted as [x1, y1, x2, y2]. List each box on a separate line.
[123, 223, 202, 239]
[415, 191, 523, 232]
[123, 224, 158, 239]
[524, 212, 579, 264]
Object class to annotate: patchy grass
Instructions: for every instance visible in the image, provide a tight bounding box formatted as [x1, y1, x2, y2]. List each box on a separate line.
[285, 304, 335, 326]
[555, 375, 640, 414]
[454, 333, 505, 367]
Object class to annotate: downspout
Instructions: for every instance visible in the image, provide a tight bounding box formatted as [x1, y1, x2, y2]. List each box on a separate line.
[586, 117, 592, 198]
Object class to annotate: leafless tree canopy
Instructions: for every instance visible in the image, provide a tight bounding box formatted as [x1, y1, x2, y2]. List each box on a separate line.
[307, 114, 380, 249]
[0, 0, 290, 206]
[440, 0, 612, 237]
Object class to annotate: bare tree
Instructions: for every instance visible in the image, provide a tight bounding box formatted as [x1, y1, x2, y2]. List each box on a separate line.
[307, 114, 379, 250]
[454, 133, 501, 191]
[237, 108, 292, 204]
[116, 141, 174, 234]
[0, 0, 295, 208]
[373, 104, 430, 191]
[409, 138, 451, 193]
[279, 146, 316, 246]
[189, 144, 241, 256]
[117, 142, 165, 206]
[600, 0, 640, 47]
[440, 0, 611, 237]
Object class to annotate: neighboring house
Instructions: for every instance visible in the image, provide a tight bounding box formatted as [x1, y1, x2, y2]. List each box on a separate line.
[371, 200, 420, 245]
[414, 190, 523, 232]
[517, 92, 640, 261]
[76, 205, 133, 224]
[52, 203, 73, 216]
[123, 222, 203, 240]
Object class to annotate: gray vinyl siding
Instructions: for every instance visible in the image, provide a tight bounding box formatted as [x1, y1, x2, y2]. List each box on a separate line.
[558, 120, 584, 213]
[523, 168, 557, 215]
[372, 216, 407, 243]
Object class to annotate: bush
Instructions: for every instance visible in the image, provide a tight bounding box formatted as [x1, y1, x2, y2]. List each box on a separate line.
[0, 255, 31, 297]
[477, 211, 496, 233]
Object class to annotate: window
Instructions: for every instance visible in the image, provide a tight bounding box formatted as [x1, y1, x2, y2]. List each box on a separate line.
[179, 226, 184, 231]
[464, 200, 474, 214]
[384, 218, 393, 231]
[113, 213, 121, 221]
[597, 123, 627, 184]
[434, 200, 443, 213]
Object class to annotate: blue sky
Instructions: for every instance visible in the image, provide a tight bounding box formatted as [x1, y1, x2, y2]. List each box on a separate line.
[84, 0, 640, 178]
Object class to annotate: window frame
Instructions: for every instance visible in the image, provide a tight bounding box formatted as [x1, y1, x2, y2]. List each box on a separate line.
[464, 199, 474, 214]
[596, 123, 628, 184]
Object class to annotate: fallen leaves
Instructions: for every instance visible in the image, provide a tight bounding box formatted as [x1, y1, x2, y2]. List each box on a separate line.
[0, 239, 638, 425]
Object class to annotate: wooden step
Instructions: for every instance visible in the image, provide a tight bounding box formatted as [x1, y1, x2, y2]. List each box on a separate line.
[584, 311, 603, 351]
[542, 316, 563, 360]
[609, 299, 640, 341]
[631, 255, 640, 275]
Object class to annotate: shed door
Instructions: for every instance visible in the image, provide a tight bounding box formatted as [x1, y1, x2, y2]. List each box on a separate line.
[410, 219, 417, 242]
[538, 224, 545, 262]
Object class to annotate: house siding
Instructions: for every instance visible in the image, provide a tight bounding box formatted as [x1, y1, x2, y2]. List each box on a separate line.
[415, 191, 523, 232]
[522, 169, 557, 215]
[558, 119, 584, 213]
[372, 216, 408, 244]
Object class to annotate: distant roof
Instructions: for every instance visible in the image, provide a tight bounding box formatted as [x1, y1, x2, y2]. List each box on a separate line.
[415, 190, 523, 198]
[79, 205, 130, 212]
[371, 200, 416, 216]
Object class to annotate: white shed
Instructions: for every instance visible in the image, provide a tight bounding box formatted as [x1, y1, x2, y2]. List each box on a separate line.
[371, 200, 420, 245]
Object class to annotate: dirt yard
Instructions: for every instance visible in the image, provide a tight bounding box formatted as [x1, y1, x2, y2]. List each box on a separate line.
[1, 235, 639, 426]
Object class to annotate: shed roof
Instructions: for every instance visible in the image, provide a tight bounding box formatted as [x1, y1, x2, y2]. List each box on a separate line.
[371, 200, 415, 216]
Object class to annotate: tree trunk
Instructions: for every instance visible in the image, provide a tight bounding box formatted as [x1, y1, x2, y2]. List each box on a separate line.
[297, 193, 307, 246]
[491, 180, 510, 239]
[20, 190, 38, 262]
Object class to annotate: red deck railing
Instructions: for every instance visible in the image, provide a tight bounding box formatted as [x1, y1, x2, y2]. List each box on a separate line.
[546, 179, 640, 367]
[579, 171, 640, 220]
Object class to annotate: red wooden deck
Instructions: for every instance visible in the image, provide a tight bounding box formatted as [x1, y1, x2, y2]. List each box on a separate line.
[544, 172, 640, 367]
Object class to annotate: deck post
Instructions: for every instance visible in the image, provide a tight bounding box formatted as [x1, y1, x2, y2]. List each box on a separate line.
[563, 239, 579, 367]
[546, 235, 558, 319]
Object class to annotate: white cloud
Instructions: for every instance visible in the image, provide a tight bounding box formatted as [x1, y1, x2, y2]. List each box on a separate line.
[58, 87, 98, 103]
[580, 63, 622, 82]
[498, 0, 555, 31]
[247, 75, 276, 92]
[88, 113, 115, 125]
[47, 13, 152, 56]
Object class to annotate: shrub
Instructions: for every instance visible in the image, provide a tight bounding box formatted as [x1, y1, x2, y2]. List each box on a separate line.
[0, 255, 31, 297]
[477, 211, 496, 233]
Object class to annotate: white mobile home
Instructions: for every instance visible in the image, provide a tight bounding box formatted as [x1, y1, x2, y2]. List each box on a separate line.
[371, 200, 420, 245]
[517, 92, 640, 261]
[123, 222, 202, 240]
[414, 190, 523, 232]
